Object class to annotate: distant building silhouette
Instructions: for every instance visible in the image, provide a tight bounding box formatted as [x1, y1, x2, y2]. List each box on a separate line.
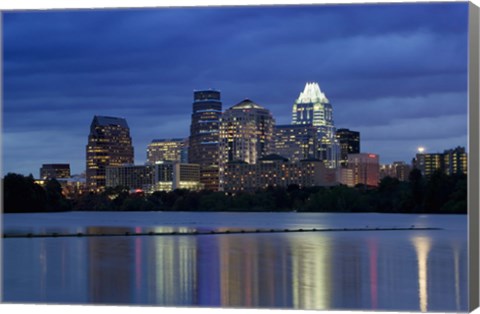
[292, 82, 340, 168]
[380, 161, 411, 182]
[40, 163, 70, 179]
[86, 116, 134, 192]
[188, 90, 222, 191]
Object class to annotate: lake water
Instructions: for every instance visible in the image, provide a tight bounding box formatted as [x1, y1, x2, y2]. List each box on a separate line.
[2, 212, 468, 312]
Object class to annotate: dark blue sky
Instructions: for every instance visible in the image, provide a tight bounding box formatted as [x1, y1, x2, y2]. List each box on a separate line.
[3, 2, 469, 177]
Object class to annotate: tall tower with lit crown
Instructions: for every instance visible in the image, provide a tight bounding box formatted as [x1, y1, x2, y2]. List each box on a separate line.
[292, 82, 339, 168]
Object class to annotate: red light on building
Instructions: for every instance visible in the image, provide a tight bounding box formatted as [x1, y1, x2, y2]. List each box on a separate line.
[368, 154, 376, 158]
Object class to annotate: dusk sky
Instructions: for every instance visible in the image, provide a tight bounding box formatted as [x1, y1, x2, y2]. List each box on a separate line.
[3, 2, 469, 177]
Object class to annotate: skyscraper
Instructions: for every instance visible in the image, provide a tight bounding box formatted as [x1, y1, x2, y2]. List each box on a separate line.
[188, 89, 222, 191]
[219, 99, 275, 189]
[336, 128, 360, 167]
[292, 82, 340, 168]
[86, 115, 134, 192]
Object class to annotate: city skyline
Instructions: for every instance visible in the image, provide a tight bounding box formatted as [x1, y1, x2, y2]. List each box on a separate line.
[3, 2, 469, 176]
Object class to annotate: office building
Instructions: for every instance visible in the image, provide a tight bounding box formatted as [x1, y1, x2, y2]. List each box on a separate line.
[147, 138, 187, 164]
[223, 154, 337, 193]
[292, 82, 340, 168]
[273, 124, 318, 163]
[106, 164, 155, 191]
[155, 161, 203, 191]
[86, 116, 134, 192]
[188, 89, 222, 191]
[105, 162, 203, 192]
[219, 99, 275, 190]
[40, 163, 71, 179]
[336, 128, 360, 167]
[347, 153, 380, 187]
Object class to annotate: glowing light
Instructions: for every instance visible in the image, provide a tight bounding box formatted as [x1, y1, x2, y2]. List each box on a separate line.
[418, 147, 425, 153]
[296, 82, 329, 104]
[411, 236, 431, 312]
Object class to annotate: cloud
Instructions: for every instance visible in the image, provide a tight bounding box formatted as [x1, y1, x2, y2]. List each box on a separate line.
[2, 3, 469, 176]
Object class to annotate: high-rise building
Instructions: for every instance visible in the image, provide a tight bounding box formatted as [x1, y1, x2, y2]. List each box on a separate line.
[336, 128, 360, 167]
[273, 124, 318, 162]
[219, 99, 274, 167]
[147, 138, 187, 164]
[219, 99, 275, 190]
[86, 116, 134, 192]
[292, 82, 340, 168]
[188, 90, 222, 191]
[40, 163, 71, 179]
[347, 153, 380, 187]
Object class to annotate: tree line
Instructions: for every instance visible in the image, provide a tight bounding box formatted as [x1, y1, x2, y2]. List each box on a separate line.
[3, 168, 467, 214]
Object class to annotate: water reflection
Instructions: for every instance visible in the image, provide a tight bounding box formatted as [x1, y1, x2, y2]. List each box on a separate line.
[411, 236, 431, 312]
[3, 227, 467, 311]
[367, 238, 378, 309]
[289, 235, 331, 310]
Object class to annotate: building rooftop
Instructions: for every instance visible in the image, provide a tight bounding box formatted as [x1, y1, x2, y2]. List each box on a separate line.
[296, 82, 329, 104]
[230, 99, 265, 110]
[151, 138, 185, 143]
[259, 154, 289, 162]
[93, 116, 129, 128]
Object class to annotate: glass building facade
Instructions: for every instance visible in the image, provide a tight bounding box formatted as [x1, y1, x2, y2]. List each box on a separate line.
[86, 116, 134, 192]
[188, 90, 222, 191]
[336, 128, 360, 167]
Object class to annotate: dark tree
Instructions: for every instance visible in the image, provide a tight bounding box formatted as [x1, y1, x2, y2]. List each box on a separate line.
[3, 173, 47, 213]
[44, 178, 71, 212]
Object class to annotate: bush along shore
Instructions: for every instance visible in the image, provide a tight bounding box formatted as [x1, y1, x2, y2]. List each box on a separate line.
[3, 169, 467, 214]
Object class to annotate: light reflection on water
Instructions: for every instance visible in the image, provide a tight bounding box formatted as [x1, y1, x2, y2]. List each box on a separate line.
[3, 219, 467, 312]
[411, 236, 431, 312]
